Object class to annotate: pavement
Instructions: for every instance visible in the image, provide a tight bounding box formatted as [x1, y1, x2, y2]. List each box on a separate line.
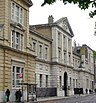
[2, 94, 94, 103]
[24, 93, 94, 103]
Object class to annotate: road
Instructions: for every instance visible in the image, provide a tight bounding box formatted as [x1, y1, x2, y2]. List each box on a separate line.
[38, 94, 96, 103]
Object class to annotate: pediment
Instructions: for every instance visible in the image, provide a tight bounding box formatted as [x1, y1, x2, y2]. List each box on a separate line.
[55, 17, 74, 37]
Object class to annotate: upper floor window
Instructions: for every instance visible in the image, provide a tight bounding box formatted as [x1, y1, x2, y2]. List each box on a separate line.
[32, 42, 36, 52]
[45, 47, 48, 60]
[69, 53, 71, 64]
[58, 49, 61, 62]
[73, 58, 74, 66]
[68, 38, 71, 48]
[11, 2, 23, 25]
[39, 45, 42, 59]
[63, 35, 66, 45]
[58, 32, 61, 46]
[11, 30, 23, 50]
[58, 32, 60, 41]
[64, 51, 67, 63]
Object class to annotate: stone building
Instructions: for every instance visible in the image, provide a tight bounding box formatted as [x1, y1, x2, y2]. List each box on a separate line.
[73, 44, 94, 94]
[0, 0, 36, 102]
[30, 16, 95, 97]
[0, 0, 95, 101]
[30, 16, 75, 96]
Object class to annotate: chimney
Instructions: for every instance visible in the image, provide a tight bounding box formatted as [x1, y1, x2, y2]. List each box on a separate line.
[48, 15, 54, 24]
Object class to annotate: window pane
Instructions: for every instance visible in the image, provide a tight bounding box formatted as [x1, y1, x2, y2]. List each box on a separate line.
[13, 73, 15, 79]
[13, 66, 15, 72]
[12, 65, 24, 88]
[11, 2, 23, 24]
[12, 80, 15, 86]
[21, 68, 24, 73]
[21, 35, 23, 50]
[16, 67, 20, 73]
[16, 74, 20, 79]
[16, 80, 20, 85]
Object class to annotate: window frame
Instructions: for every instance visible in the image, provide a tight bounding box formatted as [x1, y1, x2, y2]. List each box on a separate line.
[11, 30, 24, 50]
[46, 75, 48, 87]
[40, 74, 42, 87]
[12, 65, 24, 89]
[39, 45, 43, 59]
[11, 1, 23, 25]
[45, 46, 48, 60]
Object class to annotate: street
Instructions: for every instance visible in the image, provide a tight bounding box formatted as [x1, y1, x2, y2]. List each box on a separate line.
[38, 94, 96, 103]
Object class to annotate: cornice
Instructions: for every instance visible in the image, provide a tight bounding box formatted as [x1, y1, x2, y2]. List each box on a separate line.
[35, 58, 51, 64]
[0, 44, 36, 58]
[51, 61, 73, 68]
[24, 0, 33, 7]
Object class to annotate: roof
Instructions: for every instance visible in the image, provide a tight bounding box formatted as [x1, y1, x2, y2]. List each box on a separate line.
[24, 0, 33, 7]
[29, 26, 52, 42]
[30, 17, 74, 37]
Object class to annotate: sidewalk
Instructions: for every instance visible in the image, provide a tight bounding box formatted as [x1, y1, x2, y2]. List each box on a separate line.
[14, 93, 95, 103]
[24, 93, 94, 103]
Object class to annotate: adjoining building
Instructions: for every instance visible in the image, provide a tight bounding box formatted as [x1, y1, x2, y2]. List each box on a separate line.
[73, 44, 94, 94]
[30, 16, 95, 97]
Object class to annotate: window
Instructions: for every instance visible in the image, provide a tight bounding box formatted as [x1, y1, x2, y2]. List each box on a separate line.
[58, 32, 60, 41]
[12, 66, 24, 88]
[75, 60, 77, 67]
[11, 2, 23, 24]
[58, 49, 61, 62]
[40, 74, 42, 87]
[45, 47, 48, 60]
[59, 76, 62, 89]
[64, 52, 66, 63]
[32, 42, 36, 52]
[58, 32, 60, 46]
[46, 75, 48, 87]
[73, 58, 74, 66]
[76, 79, 78, 88]
[11, 30, 23, 50]
[70, 77, 71, 88]
[69, 53, 71, 64]
[63, 35, 66, 46]
[68, 38, 71, 48]
[39, 45, 42, 58]
[73, 79, 75, 88]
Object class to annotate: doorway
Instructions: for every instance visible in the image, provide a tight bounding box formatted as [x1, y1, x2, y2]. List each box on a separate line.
[64, 72, 68, 96]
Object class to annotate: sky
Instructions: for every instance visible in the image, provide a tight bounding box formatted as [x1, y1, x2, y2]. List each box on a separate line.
[29, 0, 96, 50]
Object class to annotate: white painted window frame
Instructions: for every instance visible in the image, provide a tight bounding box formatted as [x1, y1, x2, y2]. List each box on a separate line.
[11, 30, 24, 50]
[11, 1, 23, 25]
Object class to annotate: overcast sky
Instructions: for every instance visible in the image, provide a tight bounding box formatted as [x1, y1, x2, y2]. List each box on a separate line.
[29, 0, 96, 50]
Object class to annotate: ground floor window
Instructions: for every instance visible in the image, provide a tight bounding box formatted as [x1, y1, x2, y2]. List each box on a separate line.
[12, 65, 24, 88]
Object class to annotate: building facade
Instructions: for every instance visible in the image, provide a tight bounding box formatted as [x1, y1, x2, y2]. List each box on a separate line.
[0, 0, 36, 102]
[0, 0, 95, 102]
[30, 16, 95, 97]
[73, 44, 94, 94]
